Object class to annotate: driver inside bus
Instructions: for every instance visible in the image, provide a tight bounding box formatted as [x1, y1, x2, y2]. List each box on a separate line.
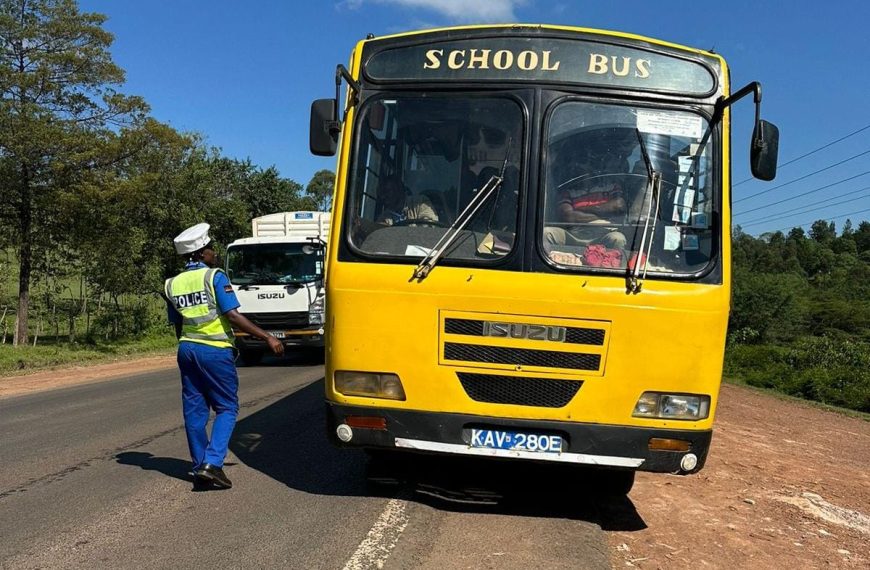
[354, 176, 439, 242]
[375, 176, 439, 226]
[544, 133, 636, 250]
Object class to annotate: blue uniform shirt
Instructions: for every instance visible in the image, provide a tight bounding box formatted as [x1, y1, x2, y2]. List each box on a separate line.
[167, 262, 241, 324]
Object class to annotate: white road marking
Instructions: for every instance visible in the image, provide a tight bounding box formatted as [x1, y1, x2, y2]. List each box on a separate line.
[342, 498, 410, 570]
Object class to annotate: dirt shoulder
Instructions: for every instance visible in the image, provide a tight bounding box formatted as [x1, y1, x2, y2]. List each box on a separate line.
[610, 383, 870, 569]
[0, 354, 176, 399]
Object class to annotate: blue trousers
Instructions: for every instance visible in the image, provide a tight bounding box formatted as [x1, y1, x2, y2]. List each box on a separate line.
[177, 341, 239, 469]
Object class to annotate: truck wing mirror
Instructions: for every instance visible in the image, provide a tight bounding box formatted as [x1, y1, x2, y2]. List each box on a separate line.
[751, 119, 779, 181]
[310, 99, 339, 157]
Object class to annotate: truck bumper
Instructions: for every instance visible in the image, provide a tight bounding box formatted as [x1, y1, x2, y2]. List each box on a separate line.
[326, 402, 712, 474]
[235, 328, 326, 349]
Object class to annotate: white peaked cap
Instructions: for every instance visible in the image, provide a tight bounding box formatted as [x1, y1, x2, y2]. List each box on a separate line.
[173, 222, 211, 254]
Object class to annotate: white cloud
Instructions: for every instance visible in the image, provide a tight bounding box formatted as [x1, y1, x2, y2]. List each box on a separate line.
[348, 0, 528, 23]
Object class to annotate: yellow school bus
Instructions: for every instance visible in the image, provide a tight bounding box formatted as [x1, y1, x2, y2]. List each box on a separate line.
[309, 24, 778, 493]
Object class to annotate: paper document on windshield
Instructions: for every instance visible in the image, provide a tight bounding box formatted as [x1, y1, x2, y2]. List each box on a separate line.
[664, 226, 681, 251]
[672, 188, 695, 224]
[637, 110, 703, 139]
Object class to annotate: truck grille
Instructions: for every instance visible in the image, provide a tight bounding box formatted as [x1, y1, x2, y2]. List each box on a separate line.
[457, 372, 582, 407]
[243, 311, 309, 329]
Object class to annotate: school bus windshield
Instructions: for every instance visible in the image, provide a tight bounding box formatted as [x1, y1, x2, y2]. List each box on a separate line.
[345, 93, 716, 277]
[347, 96, 522, 261]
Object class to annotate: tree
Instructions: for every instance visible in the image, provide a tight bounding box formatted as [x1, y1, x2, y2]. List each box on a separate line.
[853, 221, 870, 254]
[809, 220, 836, 245]
[0, 0, 149, 345]
[305, 169, 335, 212]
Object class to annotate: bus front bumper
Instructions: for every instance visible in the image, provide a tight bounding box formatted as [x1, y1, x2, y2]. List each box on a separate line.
[327, 403, 712, 474]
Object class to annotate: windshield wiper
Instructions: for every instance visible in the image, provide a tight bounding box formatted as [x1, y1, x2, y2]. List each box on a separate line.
[412, 138, 513, 281]
[627, 129, 661, 294]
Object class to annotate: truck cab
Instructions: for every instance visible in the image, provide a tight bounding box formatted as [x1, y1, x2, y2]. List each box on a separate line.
[225, 211, 329, 364]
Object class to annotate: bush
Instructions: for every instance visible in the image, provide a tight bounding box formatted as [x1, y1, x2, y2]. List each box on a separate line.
[725, 337, 870, 413]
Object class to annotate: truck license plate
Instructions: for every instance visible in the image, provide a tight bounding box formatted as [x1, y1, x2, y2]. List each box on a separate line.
[470, 429, 563, 453]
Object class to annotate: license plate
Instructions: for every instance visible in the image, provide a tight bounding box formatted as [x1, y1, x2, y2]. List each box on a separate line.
[469, 429, 563, 453]
[269, 331, 286, 339]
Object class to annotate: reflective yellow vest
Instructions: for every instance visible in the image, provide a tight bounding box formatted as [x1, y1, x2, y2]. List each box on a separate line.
[164, 267, 234, 349]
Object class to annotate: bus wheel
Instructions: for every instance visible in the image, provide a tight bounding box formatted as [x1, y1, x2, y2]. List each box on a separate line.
[239, 349, 263, 366]
[365, 450, 406, 487]
[599, 470, 636, 496]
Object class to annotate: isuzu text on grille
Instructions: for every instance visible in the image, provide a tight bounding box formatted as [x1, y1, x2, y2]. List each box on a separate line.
[482, 322, 567, 342]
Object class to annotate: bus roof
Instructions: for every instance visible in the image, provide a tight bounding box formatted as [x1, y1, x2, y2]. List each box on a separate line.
[356, 24, 725, 66]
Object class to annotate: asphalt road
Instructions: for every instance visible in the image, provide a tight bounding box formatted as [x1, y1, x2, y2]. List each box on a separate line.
[0, 355, 644, 569]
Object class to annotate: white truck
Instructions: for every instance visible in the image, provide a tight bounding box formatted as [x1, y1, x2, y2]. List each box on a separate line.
[225, 211, 329, 364]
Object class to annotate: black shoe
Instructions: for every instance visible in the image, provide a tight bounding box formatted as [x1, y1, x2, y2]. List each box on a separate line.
[194, 463, 233, 489]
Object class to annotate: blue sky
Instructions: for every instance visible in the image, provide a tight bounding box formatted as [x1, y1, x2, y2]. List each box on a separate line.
[79, 0, 870, 236]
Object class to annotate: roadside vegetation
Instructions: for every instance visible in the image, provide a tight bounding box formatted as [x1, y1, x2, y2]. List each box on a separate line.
[0, 0, 334, 375]
[0, 332, 175, 376]
[725, 222, 870, 413]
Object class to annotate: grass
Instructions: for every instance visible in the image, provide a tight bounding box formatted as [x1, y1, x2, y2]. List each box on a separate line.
[0, 331, 176, 377]
[722, 375, 870, 421]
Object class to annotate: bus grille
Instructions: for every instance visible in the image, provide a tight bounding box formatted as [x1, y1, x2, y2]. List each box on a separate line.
[444, 342, 600, 371]
[457, 372, 582, 407]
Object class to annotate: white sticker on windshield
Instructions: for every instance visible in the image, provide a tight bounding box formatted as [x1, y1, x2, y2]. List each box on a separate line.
[637, 110, 703, 139]
[664, 226, 681, 251]
[405, 245, 433, 256]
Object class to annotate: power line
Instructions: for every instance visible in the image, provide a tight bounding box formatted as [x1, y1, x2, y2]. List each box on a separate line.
[733, 122, 870, 187]
[732, 148, 870, 204]
[734, 171, 870, 217]
[775, 207, 870, 233]
[737, 185, 870, 226]
[740, 190, 870, 228]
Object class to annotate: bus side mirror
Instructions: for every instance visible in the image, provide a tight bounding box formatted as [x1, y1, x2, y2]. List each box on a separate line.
[310, 98, 339, 157]
[750, 119, 779, 181]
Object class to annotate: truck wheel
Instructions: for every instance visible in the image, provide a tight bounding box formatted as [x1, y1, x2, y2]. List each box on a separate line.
[239, 349, 263, 366]
[305, 346, 326, 364]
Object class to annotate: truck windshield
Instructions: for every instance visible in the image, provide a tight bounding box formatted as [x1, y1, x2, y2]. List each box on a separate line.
[542, 101, 715, 276]
[347, 95, 522, 262]
[226, 243, 321, 285]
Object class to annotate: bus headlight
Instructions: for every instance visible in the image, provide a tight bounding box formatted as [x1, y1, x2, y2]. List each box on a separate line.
[334, 371, 406, 401]
[632, 392, 710, 420]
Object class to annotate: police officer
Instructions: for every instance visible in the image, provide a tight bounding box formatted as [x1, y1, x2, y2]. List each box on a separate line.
[165, 223, 284, 490]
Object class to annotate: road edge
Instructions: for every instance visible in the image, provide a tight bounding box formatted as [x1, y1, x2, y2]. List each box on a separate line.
[0, 353, 177, 399]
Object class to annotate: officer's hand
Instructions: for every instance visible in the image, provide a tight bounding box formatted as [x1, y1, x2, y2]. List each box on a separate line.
[266, 335, 284, 356]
